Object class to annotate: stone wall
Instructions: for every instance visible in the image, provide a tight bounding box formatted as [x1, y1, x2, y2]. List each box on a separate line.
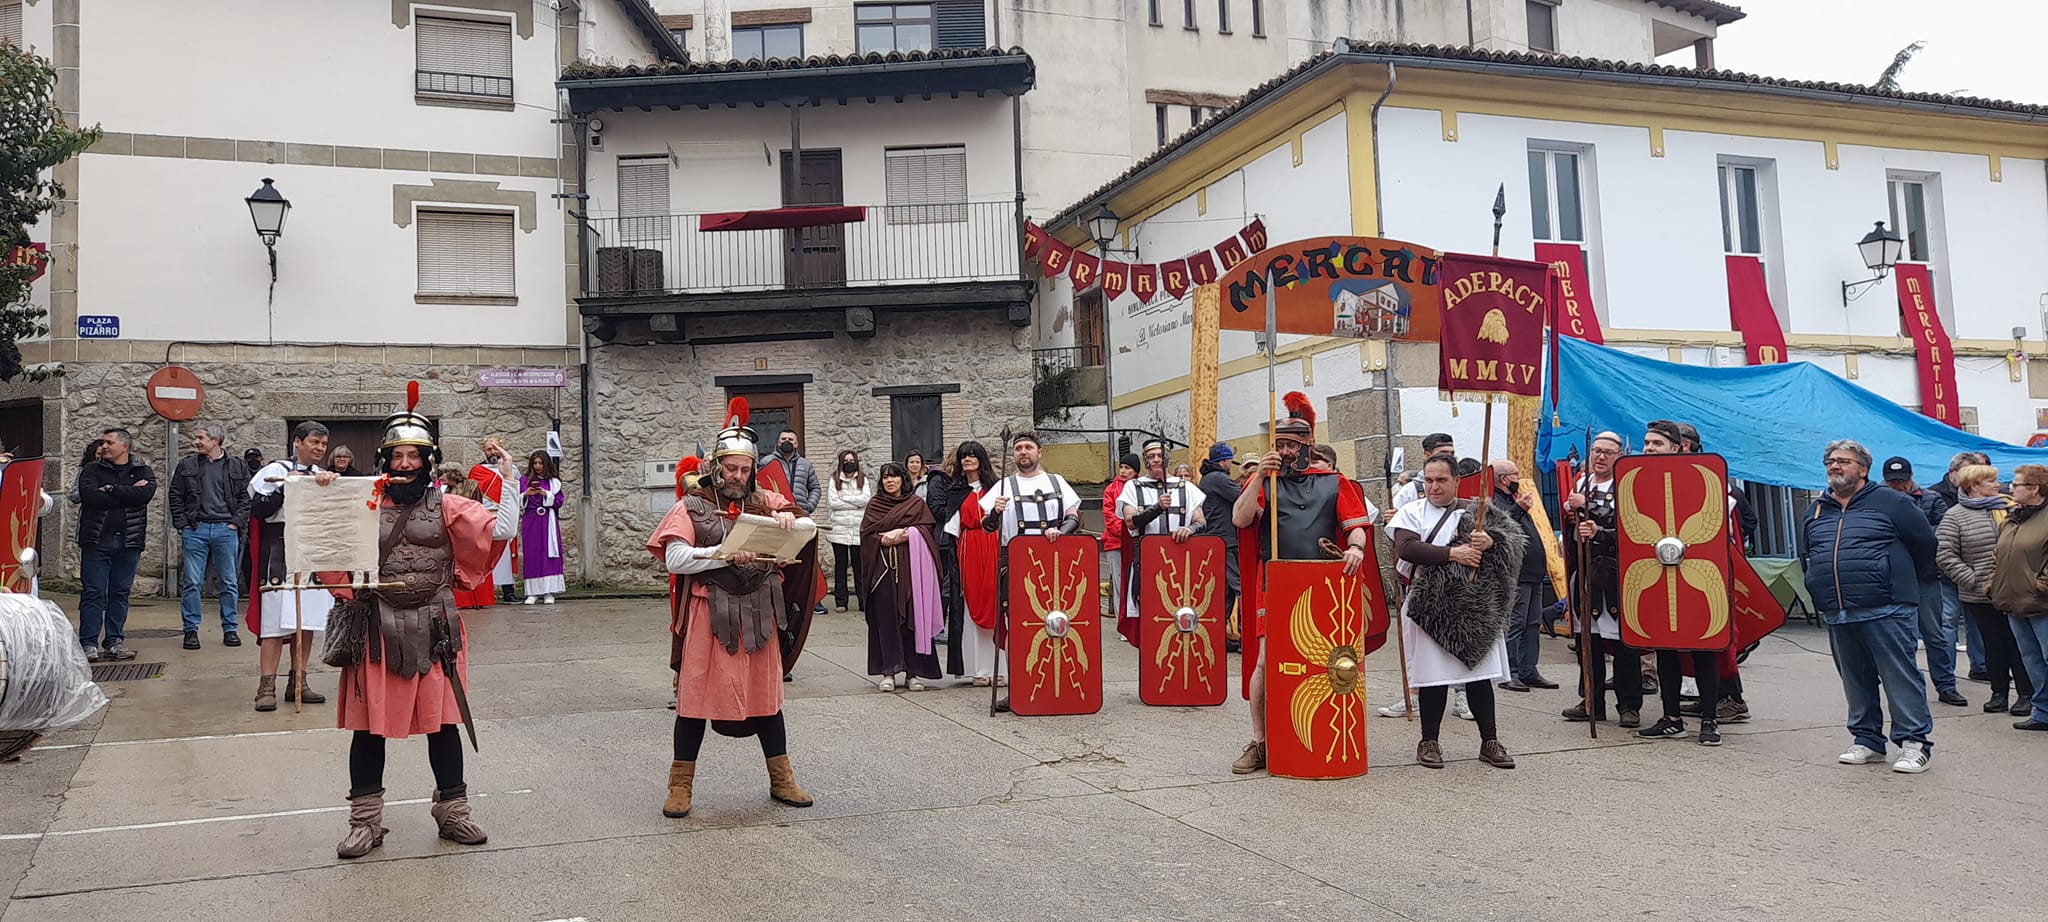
[589, 309, 1033, 585]
[5, 354, 578, 593]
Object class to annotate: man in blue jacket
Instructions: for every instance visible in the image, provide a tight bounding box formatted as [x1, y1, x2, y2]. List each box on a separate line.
[1799, 439, 1937, 773]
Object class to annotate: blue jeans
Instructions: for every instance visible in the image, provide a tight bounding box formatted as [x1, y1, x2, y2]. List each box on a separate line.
[79, 545, 144, 649]
[1827, 603, 1933, 753]
[1954, 581, 1987, 675]
[2006, 614, 2048, 723]
[1916, 581, 1956, 692]
[1506, 580, 1545, 680]
[180, 522, 242, 633]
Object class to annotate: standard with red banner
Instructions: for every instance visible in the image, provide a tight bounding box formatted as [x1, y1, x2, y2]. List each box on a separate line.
[1005, 535, 1102, 716]
[1728, 550, 1786, 650]
[0, 457, 46, 593]
[1613, 453, 1733, 651]
[1137, 535, 1228, 707]
[1263, 560, 1379, 779]
[1895, 264, 1962, 427]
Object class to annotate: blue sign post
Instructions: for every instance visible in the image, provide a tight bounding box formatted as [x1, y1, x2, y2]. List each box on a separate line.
[77, 315, 120, 339]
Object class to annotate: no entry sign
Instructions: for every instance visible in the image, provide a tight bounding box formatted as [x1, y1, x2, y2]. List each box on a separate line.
[146, 366, 205, 421]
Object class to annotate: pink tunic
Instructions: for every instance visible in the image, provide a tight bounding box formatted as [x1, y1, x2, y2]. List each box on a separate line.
[648, 494, 790, 721]
[336, 494, 495, 739]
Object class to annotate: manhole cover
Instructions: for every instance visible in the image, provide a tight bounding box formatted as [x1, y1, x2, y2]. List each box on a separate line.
[91, 662, 165, 682]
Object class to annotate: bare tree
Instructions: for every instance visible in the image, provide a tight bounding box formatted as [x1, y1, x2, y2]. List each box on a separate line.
[1874, 41, 1925, 92]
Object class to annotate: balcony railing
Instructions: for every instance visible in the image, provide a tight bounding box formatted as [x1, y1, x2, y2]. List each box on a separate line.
[1033, 344, 1102, 374]
[416, 70, 512, 99]
[583, 200, 1022, 297]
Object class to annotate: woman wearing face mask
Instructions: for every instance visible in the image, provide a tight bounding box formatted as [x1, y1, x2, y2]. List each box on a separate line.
[860, 463, 944, 691]
[825, 450, 872, 612]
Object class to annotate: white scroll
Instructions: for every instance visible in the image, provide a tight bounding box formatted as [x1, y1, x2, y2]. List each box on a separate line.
[711, 513, 817, 564]
[282, 475, 380, 574]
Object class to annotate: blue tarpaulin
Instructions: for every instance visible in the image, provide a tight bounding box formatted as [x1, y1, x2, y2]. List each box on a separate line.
[1538, 336, 2048, 490]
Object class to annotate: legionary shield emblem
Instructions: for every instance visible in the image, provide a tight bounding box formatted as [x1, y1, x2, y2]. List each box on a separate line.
[1137, 535, 1227, 707]
[1005, 535, 1102, 716]
[1263, 559, 1382, 779]
[0, 458, 45, 593]
[1613, 454, 1734, 651]
[1728, 549, 1785, 650]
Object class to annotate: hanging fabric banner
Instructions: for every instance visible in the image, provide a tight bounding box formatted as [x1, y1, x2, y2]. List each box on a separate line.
[1130, 263, 1158, 302]
[1187, 251, 1219, 287]
[1069, 251, 1101, 291]
[1214, 235, 1250, 272]
[1240, 218, 1269, 254]
[1100, 260, 1130, 301]
[1159, 259, 1190, 299]
[1724, 255, 1788, 365]
[1895, 264, 1962, 428]
[1021, 220, 1046, 259]
[1039, 237, 1073, 278]
[1532, 242, 1603, 344]
[1436, 253, 1551, 401]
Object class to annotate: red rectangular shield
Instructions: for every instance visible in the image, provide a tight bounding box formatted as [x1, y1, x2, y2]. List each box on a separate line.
[1137, 535, 1228, 707]
[1729, 547, 1785, 650]
[1613, 454, 1733, 651]
[0, 458, 46, 593]
[1006, 535, 1102, 716]
[1263, 559, 1370, 779]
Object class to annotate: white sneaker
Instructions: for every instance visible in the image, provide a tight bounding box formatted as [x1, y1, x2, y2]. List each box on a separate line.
[543, 594, 557, 605]
[1453, 688, 1475, 721]
[1838, 744, 1887, 765]
[1378, 699, 1411, 718]
[523, 596, 537, 605]
[878, 678, 895, 692]
[1892, 741, 1931, 774]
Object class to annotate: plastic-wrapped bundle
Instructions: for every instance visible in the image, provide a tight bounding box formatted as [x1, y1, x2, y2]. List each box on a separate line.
[0, 593, 109, 734]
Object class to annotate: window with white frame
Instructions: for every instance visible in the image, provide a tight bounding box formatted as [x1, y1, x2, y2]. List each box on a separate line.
[415, 15, 514, 101]
[1527, 148, 1586, 243]
[1251, 0, 1264, 36]
[1155, 105, 1169, 147]
[1, 1, 22, 47]
[1149, 0, 1161, 26]
[1183, 0, 1196, 29]
[417, 210, 516, 302]
[1526, 0, 1557, 53]
[856, 3, 933, 54]
[733, 24, 803, 61]
[617, 156, 672, 244]
[884, 146, 967, 225]
[1217, 0, 1231, 33]
[1718, 163, 1763, 256]
[1887, 174, 1938, 263]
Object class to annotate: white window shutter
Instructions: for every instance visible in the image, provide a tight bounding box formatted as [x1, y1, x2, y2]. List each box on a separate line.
[418, 211, 517, 299]
[0, 2, 22, 46]
[616, 157, 672, 242]
[884, 147, 967, 225]
[416, 16, 513, 97]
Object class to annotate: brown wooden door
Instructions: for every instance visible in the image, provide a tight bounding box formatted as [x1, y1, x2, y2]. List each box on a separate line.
[780, 150, 845, 288]
[733, 388, 805, 452]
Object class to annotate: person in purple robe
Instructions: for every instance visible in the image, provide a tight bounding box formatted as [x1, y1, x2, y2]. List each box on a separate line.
[859, 463, 943, 691]
[519, 450, 566, 604]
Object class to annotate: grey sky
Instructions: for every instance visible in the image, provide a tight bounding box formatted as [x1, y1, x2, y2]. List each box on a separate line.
[1662, 0, 2045, 105]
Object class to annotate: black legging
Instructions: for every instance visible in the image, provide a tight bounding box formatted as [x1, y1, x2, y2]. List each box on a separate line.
[832, 544, 864, 608]
[940, 542, 965, 676]
[1963, 601, 2033, 699]
[1657, 650, 1720, 720]
[673, 713, 788, 761]
[1419, 681, 1499, 742]
[348, 726, 464, 798]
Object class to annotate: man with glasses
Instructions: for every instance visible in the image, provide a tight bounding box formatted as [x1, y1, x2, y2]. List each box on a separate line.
[1989, 465, 2048, 732]
[1799, 439, 1938, 773]
[1561, 432, 1642, 727]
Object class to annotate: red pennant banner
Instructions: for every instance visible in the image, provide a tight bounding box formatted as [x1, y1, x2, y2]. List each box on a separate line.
[1021, 221, 1046, 259]
[1159, 259, 1190, 298]
[1129, 263, 1158, 302]
[1069, 251, 1101, 290]
[1101, 260, 1130, 301]
[1039, 237, 1073, 278]
[1436, 253, 1550, 400]
[1187, 251, 1218, 287]
[1724, 255, 1788, 366]
[1240, 218, 1269, 254]
[1214, 235, 1249, 272]
[1532, 242, 1602, 344]
[1895, 263, 1961, 427]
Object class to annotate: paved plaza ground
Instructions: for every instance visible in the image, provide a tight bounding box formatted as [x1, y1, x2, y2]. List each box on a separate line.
[2, 591, 2036, 920]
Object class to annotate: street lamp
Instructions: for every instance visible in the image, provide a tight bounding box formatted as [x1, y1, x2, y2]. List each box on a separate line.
[1840, 220, 1904, 305]
[245, 177, 291, 333]
[1086, 204, 1120, 253]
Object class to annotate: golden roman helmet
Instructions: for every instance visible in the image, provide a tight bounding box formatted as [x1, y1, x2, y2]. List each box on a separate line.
[711, 396, 757, 462]
[380, 381, 437, 454]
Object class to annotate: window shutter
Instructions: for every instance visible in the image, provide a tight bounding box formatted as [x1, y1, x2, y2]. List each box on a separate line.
[0, 2, 22, 46]
[417, 211, 516, 299]
[885, 147, 967, 224]
[616, 157, 671, 242]
[933, 0, 985, 50]
[416, 15, 513, 97]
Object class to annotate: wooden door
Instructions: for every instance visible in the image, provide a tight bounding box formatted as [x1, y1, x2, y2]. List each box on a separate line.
[733, 388, 805, 452]
[780, 150, 845, 288]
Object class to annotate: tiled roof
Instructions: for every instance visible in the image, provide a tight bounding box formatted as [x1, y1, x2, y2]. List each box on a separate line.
[1649, 0, 1747, 25]
[561, 46, 1029, 82]
[1047, 41, 2048, 231]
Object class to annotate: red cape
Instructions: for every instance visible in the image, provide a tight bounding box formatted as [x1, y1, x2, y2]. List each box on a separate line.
[1235, 469, 1375, 700]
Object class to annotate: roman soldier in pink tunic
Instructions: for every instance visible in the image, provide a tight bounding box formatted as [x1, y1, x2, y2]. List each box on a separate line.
[645, 398, 816, 819]
[331, 387, 516, 860]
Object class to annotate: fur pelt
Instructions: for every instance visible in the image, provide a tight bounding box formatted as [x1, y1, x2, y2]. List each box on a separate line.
[1406, 500, 1528, 669]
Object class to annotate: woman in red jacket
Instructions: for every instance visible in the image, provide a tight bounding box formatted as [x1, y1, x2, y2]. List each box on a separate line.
[1102, 454, 1139, 623]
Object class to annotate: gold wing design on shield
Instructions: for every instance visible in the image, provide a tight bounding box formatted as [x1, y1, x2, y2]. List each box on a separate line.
[1615, 468, 1662, 546]
[1287, 592, 1336, 750]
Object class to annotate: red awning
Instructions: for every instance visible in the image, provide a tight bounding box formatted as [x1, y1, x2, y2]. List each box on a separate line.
[698, 206, 867, 232]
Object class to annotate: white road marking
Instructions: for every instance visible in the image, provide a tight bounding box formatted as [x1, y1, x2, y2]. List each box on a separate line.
[0, 790, 531, 841]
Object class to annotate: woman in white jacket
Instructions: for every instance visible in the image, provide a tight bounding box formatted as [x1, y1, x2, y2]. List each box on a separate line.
[825, 450, 871, 612]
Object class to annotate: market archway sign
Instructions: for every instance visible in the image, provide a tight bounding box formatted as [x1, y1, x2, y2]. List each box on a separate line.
[1215, 235, 1445, 342]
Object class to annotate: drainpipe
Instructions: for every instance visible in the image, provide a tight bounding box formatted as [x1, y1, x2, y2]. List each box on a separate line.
[575, 102, 597, 585]
[1370, 62, 1400, 508]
